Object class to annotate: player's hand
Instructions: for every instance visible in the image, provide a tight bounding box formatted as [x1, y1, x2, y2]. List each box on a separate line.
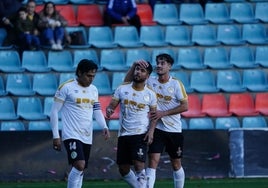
[106, 107, 114, 119]
[144, 130, 154, 145]
[103, 128, 110, 140]
[53, 138, 61, 151]
[135, 59, 149, 69]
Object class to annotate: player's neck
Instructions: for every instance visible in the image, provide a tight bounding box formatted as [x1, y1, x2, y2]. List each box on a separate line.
[158, 73, 170, 83]
[132, 82, 145, 91]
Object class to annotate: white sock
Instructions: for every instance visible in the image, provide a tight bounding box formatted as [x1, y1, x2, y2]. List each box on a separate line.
[136, 169, 146, 188]
[146, 168, 156, 188]
[67, 167, 83, 188]
[123, 169, 138, 188]
[173, 167, 185, 188]
[77, 172, 84, 188]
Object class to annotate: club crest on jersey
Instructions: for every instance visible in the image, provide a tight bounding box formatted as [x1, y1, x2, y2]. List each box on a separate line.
[168, 87, 174, 93]
[143, 95, 150, 102]
[71, 151, 77, 159]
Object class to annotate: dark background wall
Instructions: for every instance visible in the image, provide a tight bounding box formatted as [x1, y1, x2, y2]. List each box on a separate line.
[0, 130, 230, 181]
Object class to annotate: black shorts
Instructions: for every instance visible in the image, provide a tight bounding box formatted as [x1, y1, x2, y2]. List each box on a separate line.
[117, 134, 147, 165]
[64, 139, 91, 168]
[148, 128, 184, 159]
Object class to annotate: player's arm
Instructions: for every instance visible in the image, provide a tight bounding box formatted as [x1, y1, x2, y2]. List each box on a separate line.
[106, 98, 119, 119]
[50, 99, 64, 151]
[151, 99, 188, 120]
[145, 106, 157, 145]
[93, 102, 110, 140]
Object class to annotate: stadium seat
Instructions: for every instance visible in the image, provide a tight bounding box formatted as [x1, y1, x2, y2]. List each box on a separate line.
[229, 47, 259, 68]
[242, 116, 267, 128]
[215, 117, 240, 129]
[137, 4, 157, 25]
[242, 69, 268, 92]
[203, 47, 233, 69]
[28, 121, 51, 131]
[33, 73, 58, 96]
[216, 70, 246, 92]
[47, 50, 75, 72]
[192, 25, 220, 46]
[77, 5, 103, 26]
[229, 93, 259, 116]
[151, 48, 178, 68]
[255, 2, 268, 23]
[92, 72, 113, 95]
[125, 49, 151, 68]
[255, 46, 268, 67]
[255, 93, 268, 115]
[0, 97, 19, 120]
[170, 71, 194, 93]
[181, 118, 188, 130]
[99, 95, 119, 119]
[65, 27, 90, 48]
[44, 0, 69, 4]
[6, 73, 36, 96]
[100, 49, 127, 71]
[165, 25, 194, 46]
[188, 117, 214, 130]
[153, 3, 181, 25]
[190, 70, 219, 93]
[114, 26, 143, 48]
[59, 73, 75, 85]
[242, 24, 268, 45]
[179, 3, 208, 25]
[17, 97, 47, 120]
[177, 48, 206, 69]
[108, 119, 120, 130]
[112, 72, 126, 91]
[21, 51, 51, 72]
[217, 24, 246, 45]
[140, 26, 168, 47]
[0, 50, 25, 73]
[201, 94, 231, 117]
[88, 26, 117, 48]
[1, 121, 25, 131]
[69, 0, 94, 4]
[205, 3, 233, 24]
[181, 94, 206, 117]
[44, 97, 54, 118]
[73, 50, 102, 70]
[0, 28, 12, 49]
[230, 3, 258, 23]
[0, 76, 7, 96]
[55, 5, 79, 26]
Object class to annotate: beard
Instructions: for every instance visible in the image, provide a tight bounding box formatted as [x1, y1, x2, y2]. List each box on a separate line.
[133, 76, 146, 83]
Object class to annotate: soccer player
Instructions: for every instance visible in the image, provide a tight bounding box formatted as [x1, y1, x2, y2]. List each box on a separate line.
[124, 54, 188, 188]
[106, 62, 157, 188]
[50, 59, 110, 188]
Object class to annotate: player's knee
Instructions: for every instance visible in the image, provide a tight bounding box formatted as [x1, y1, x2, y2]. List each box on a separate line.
[73, 160, 85, 171]
[118, 165, 130, 176]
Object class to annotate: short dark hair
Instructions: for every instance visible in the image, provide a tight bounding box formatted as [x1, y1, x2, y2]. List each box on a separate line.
[145, 61, 153, 75]
[76, 59, 98, 76]
[156, 53, 174, 65]
[18, 7, 27, 13]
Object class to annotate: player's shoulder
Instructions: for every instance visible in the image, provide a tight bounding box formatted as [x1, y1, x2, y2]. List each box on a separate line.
[58, 78, 75, 90]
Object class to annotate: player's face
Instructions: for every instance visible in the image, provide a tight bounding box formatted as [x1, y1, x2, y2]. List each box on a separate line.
[77, 69, 96, 87]
[155, 58, 171, 76]
[133, 65, 149, 83]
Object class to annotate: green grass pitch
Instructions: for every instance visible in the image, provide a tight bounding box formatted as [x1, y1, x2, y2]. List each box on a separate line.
[1, 178, 268, 188]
